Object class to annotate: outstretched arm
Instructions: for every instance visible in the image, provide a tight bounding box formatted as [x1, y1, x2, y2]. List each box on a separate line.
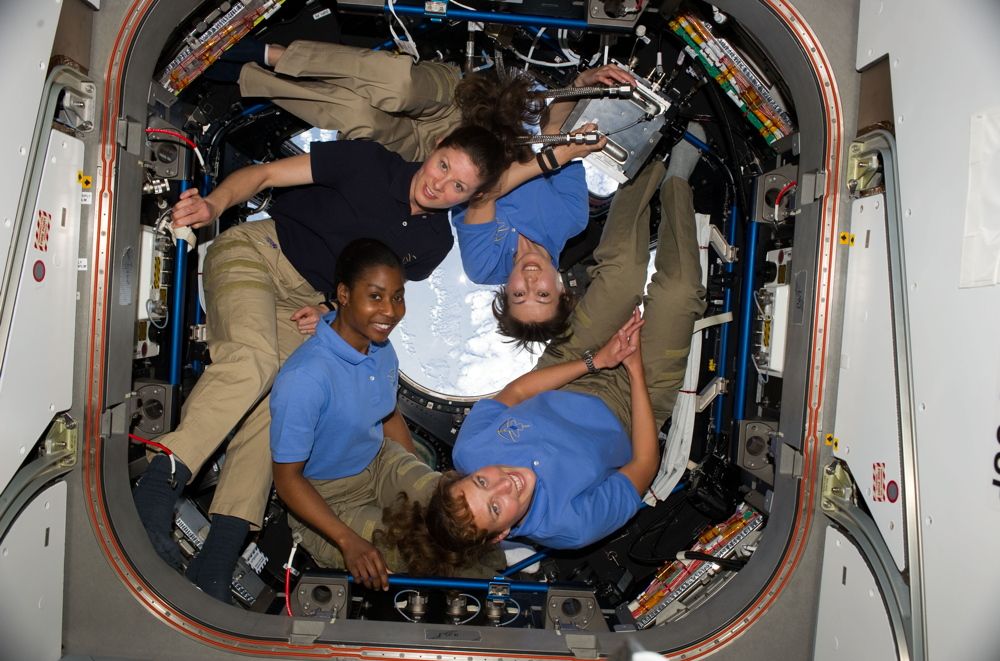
[171, 154, 314, 229]
[273, 461, 390, 591]
[616, 315, 659, 495]
[544, 64, 638, 134]
[495, 309, 645, 407]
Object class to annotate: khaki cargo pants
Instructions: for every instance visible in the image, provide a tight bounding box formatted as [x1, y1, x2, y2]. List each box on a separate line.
[240, 41, 462, 161]
[161, 220, 321, 528]
[291, 441, 504, 578]
[537, 162, 707, 434]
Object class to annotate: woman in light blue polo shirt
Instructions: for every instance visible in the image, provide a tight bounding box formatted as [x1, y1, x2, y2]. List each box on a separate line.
[386, 132, 707, 567]
[268, 238, 496, 590]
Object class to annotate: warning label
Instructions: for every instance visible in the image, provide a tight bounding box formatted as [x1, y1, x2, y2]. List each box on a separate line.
[872, 462, 887, 502]
[34, 210, 52, 252]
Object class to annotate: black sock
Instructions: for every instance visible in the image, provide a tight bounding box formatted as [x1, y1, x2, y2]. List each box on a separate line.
[133, 454, 191, 569]
[191, 514, 250, 603]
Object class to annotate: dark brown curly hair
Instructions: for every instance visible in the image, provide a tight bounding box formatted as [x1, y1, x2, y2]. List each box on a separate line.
[375, 471, 499, 576]
[492, 286, 576, 353]
[454, 71, 542, 165]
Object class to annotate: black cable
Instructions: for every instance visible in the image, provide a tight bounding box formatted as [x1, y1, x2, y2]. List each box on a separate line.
[679, 550, 746, 571]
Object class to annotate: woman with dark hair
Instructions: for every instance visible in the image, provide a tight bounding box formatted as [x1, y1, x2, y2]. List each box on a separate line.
[235, 41, 537, 163]
[385, 134, 707, 571]
[229, 38, 636, 345]
[269, 239, 502, 589]
[452, 65, 636, 348]
[132, 125, 508, 601]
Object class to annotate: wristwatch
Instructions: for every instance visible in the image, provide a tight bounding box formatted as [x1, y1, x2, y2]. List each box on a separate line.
[583, 350, 599, 374]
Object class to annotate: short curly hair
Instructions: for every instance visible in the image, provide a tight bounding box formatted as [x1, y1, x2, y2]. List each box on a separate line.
[492, 286, 576, 353]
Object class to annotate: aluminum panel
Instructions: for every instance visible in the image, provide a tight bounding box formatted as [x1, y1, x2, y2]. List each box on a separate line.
[0, 480, 68, 661]
[813, 526, 898, 661]
[856, 2, 1000, 659]
[0, 1, 62, 294]
[833, 194, 905, 570]
[0, 132, 83, 493]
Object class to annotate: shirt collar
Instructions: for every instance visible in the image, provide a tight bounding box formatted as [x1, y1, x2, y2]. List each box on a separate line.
[510, 475, 543, 538]
[391, 161, 422, 211]
[316, 310, 386, 365]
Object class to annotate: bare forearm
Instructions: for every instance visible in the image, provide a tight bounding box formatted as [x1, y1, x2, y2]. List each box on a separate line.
[204, 165, 272, 217]
[383, 408, 416, 454]
[619, 366, 659, 494]
[495, 358, 590, 407]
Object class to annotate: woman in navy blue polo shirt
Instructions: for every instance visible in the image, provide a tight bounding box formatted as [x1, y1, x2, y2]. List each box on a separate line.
[132, 126, 510, 602]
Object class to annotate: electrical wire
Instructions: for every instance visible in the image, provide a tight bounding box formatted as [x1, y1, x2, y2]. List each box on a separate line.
[128, 432, 177, 484]
[678, 550, 747, 571]
[556, 29, 580, 64]
[146, 299, 168, 329]
[285, 541, 299, 616]
[773, 180, 797, 223]
[144, 128, 206, 171]
[524, 28, 546, 71]
[457, 593, 481, 625]
[386, 0, 419, 61]
[499, 597, 521, 626]
[393, 590, 421, 622]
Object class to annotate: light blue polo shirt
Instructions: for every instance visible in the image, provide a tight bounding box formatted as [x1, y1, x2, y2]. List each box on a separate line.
[452, 163, 588, 285]
[270, 311, 399, 480]
[452, 390, 641, 549]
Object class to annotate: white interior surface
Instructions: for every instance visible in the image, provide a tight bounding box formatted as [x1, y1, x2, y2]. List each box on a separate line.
[959, 108, 1000, 287]
[0, 132, 83, 493]
[0, 481, 67, 661]
[813, 527, 898, 661]
[833, 195, 905, 570]
[857, 1, 1000, 658]
[0, 0, 63, 295]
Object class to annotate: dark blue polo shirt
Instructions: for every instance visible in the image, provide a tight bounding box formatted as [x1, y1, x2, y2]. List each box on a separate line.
[270, 140, 454, 292]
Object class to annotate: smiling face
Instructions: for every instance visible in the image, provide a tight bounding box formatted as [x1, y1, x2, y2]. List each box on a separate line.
[332, 264, 406, 353]
[505, 235, 565, 324]
[410, 146, 484, 212]
[452, 464, 537, 541]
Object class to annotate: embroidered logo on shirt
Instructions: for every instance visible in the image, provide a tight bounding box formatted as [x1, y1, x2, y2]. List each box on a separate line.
[497, 417, 530, 442]
[493, 218, 511, 244]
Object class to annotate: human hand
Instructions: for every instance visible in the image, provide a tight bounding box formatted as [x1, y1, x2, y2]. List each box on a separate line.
[574, 63, 636, 89]
[558, 122, 607, 161]
[290, 305, 326, 334]
[593, 307, 644, 370]
[170, 188, 219, 229]
[340, 533, 390, 591]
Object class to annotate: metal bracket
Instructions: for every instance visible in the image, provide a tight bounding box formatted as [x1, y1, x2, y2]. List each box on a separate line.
[189, 323, 208, 343]
[43, 415, 78, 469]
[708, 225, 737, 263]
[696, 376, 727, 412]
[287, 619, 326, 645]
[292, 574, 351, 619]
[545, 588, 608, 632]
[487, 580, 511, 600]
[564, 632, 600, 659]
[798, 169, 827, 205]
[846, 141, 885, 198]
[116, 116, 144, 155]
